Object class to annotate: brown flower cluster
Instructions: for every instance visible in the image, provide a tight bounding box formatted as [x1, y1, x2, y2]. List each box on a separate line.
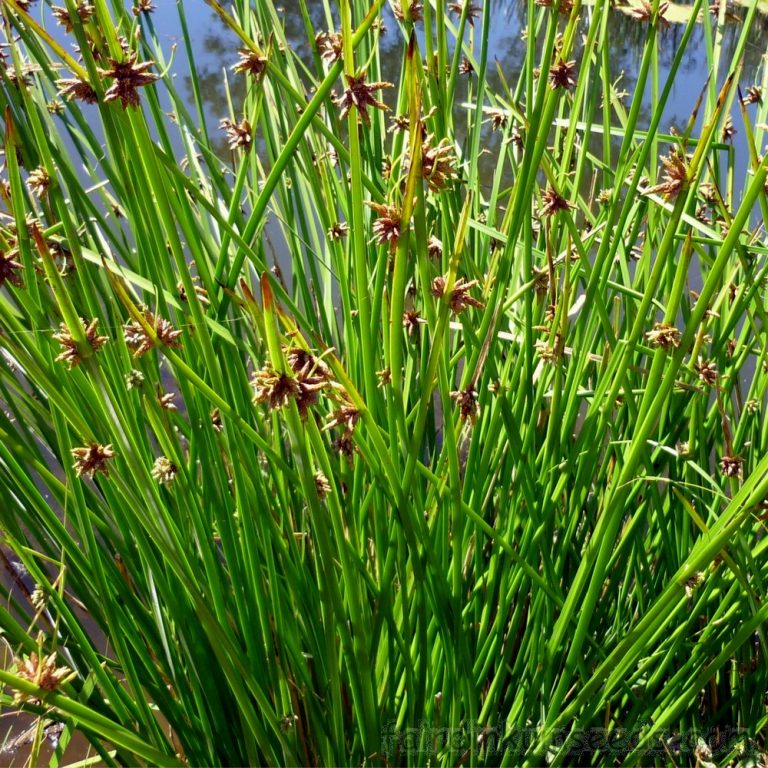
[123, 307, 182, 357]
[220, 118, 253, 151]
[53, 317, 108, 368]
[367, 202, 402, 252]
[645, 150, 688, 199]
[52, 3, 95, 32]
[98, 51, 158, 109]
[233, 49, 268, 79]
[645, 322, 681, 351]
[450, 387, 480, 423]
[422, 134, 458, 192]
[0, 251, 24, 289]
[13, 650, 72, 704]
[448, 1, 482, 25]
[56, 76, 98, 104]
[431, 276, 485, 314]
[393, 0, 424, 22]
[549, 59, 577, 90]
[71, 443, 117, 478]
[315, 32, 343, 64]
[333, 72, 392, 125]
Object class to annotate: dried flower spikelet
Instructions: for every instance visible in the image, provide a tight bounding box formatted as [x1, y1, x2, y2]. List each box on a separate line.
[403, 309, 427, 337]
[133, 0, 155, 15]
[177, 278, 209, 306]
[252, 365, 298, 406]
[333, 431, 357, 460]
[151, 456, 178, 486]
[233, 48, 268, 79]
[220, 118, 252, 151]
[431, 275, 486, 314]
[448, 1, 482, 25]
[31, 587, 48, 611]
[158, 392, 177, 411]
[450, 387, 480, 423]
[315, 32, 343, 65]
[422, 134, 458, 192]
[56, 76, 98, 104]
[325, 404, 360, 432]
[630, 0, 669, 25]
[719, 454, 743, 478]
[327, 222, 349, 241]
[549, 58, 577, 90]
[486, 108, 508, 131]
[645, 150, 688, 199]
[314, 471, 332, 500]
[743, 85, 762, 105]
[540, 186, 573, 217]
[13, 651, 72, 704]
[53, 317, 108, 368]
[99, 51, 158, 109]
[27, 166, 51, 199]
[333, 72, 392, 125]
[428, 236, 443, 259]
[123, 307, 182, 357]
[211, 407, 223, 432]
[285, 347, 331, 381]
[389, 113, 410, 133]
[695, 358, 718, 386]
[52, 3, 95, 32]
[745, 398, 759, 414]
[535, 339, 561, 365]
[71, 442, 117, 478]
[645, 321, 681, 351]
[367, 201, 402, 251]
[459, 57, 474, 76]
[0, 251, 24, 289]
[125, 368, 145, 389]
[393, 0, 424, 21]
[721, 115, 737, 142]
[377, 367, 392, 386]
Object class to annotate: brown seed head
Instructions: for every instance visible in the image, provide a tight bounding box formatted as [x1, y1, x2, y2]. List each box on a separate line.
[645, 321, 681, 350]
[133, 0, 155, 15]
[99, 51, 158, 109]
[540, 186, 573, 217]
[13, 652, 71, 704]
[71, 443, 117, 478]
[52, 3, 95, 32]
[251, 366, 300, 410]
[56, 77, 98, 104]
[333, 72, 392, 125]
[151, 456, 178, 486]
[695, 358, 718, 386]
[220, 117, 252, 151]
[53, 317, 108, 368]
[123, 308, 182, 357]
[27, 166, 50, 199]
[486, 108, 508, 131]
[431, 276, 485, 314]
[450, 387, 480, 423]
[0, 252, 24, 289]
[549, 59, 577, 90]
[422, 134, 458, 192]
[719, 454, 743, 478]
[315, 32, 343, 64]
[744, 85, 762, 105]
[233, 48, 268, 79]
[393, 0, 424, 21]
[327, 222, 349, 240]
[645, 150, 688, 199]
[314, 471, 332, 499]
[367, 201, 402, 252]
[448, 1, 483, 25]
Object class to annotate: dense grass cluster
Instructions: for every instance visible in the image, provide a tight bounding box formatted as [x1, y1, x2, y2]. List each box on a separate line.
[1, 0, 767, 764]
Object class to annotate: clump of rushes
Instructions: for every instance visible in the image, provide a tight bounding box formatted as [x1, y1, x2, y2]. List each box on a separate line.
[3, 0, 768, 765]
[123, 307, 182, 356]
[53, 318, 108, 368]
[71, 443, 117, 478]
[333, 72, 392, 125]
[431, 275, 486, 313]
